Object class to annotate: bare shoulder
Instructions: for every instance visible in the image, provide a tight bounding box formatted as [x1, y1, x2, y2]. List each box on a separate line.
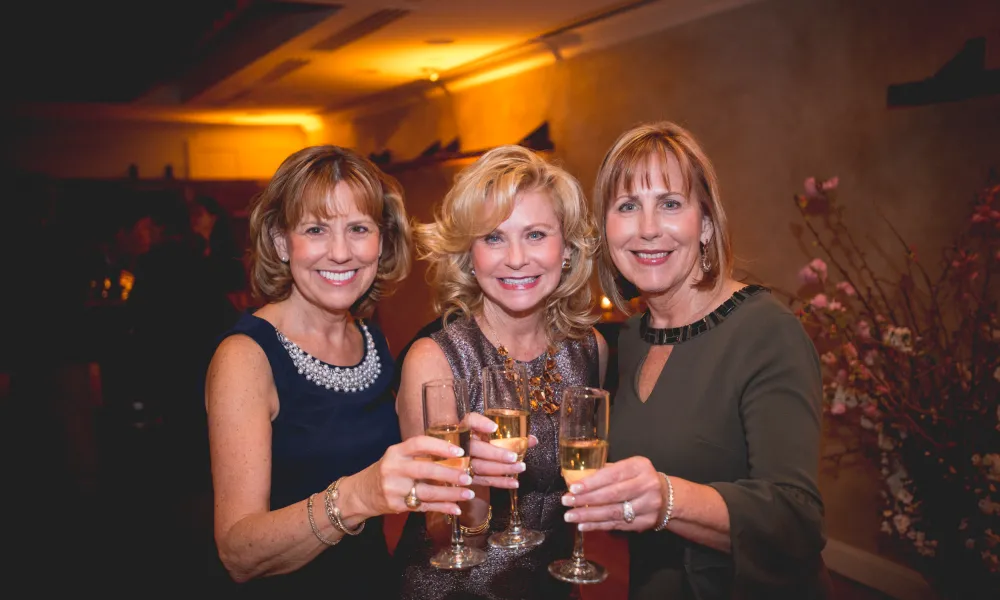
[205, 334, 274, 410]
[401, 337, 451, 381]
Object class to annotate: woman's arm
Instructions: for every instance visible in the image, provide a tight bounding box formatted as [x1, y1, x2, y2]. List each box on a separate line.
[208, 334, 336, 582]
[396, 338, 522, 540]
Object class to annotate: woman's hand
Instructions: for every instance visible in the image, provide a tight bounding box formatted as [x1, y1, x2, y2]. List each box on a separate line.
[348, 434, 475, 518]
[561, 456, 666, 532]
[466, 412, 534, 489]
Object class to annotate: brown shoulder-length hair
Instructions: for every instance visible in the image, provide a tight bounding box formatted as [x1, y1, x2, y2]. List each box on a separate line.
[247, 144, 412, 316]
[593, 121, 733, 314]
[416, 145, 599, 340]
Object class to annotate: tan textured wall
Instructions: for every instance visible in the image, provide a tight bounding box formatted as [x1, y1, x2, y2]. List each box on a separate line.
[332, 0, 1000, 567]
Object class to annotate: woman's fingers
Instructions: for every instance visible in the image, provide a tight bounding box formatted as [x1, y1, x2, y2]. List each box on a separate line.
[527, 434, 539, 448]
[467, 412, 500, 435]
[470, 438, 520, 464]
[398, 434, 468, 461]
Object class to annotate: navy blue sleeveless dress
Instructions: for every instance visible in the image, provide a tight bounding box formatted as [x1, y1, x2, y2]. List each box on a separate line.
[218, 310, 402, 598]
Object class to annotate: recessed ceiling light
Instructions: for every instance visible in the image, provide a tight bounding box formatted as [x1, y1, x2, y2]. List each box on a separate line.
[425, 38, 454, 45]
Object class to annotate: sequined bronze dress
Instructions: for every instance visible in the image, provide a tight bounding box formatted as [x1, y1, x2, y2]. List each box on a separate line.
[394, 317, 600, 600]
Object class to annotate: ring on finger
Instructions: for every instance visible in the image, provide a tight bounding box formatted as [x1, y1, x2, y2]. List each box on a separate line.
[404, 484, 421, 509]
[622, 499, 636, 524]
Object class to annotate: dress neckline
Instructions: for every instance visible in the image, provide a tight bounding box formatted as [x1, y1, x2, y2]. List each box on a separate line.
[638, 284, 769, 345]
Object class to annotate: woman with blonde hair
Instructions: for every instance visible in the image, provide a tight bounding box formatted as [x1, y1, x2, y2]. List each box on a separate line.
[561, 122, 832, 598]
[394, 145, 608, 599]
[205, 145, 497, 597]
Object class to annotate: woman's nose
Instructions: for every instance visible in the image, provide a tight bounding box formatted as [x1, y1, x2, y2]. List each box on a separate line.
[505, 240, 528, 270]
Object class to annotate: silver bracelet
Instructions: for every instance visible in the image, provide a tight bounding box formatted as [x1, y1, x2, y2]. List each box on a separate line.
[307, 494, 340, 546]
[325, 477, 365, 536]
[654, 472, 674, 532]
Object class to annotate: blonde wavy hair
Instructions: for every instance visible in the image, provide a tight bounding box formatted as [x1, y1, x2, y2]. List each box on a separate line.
[593, 121, 733, 314]
[417, 145, 598, 340]
[247, 145, 412, 316]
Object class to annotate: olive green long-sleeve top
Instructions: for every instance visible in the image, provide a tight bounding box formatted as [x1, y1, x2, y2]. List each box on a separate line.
[609, 290, 831, 599]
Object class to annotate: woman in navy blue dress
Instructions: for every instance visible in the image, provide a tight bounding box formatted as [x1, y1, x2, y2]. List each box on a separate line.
[205, 145, 503, 597]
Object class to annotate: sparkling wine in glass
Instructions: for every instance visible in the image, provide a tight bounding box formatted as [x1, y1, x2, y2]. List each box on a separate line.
[423, 378, 486, 570]
[549, 386, 610, 584]
[482, 363, 544, 549]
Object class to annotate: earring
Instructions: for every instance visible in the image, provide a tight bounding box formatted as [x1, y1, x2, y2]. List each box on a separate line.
[280, 255, 289, 264]
[470, 267, 476, 277]
[700, 243, 711, 273]
[562, 258, 571, 271]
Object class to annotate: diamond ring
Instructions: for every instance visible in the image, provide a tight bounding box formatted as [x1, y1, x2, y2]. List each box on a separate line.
[405, 484, 421, 509]
[622, 499, 636, 524]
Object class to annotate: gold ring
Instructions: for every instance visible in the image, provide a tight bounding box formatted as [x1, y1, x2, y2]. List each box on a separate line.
[404, 484, 421, 509]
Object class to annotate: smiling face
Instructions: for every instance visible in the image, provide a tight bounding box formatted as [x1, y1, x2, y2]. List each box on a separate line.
[275, 181, 381, 314]
[604, 153, 713, 298]
[470, 190, 569, 318]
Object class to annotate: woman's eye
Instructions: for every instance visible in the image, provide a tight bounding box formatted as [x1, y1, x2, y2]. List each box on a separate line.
[350, 225, 370, 234]
[484, 233, 502, 244]
[617, 201, 638, 212]
[662, 199, 681, 209]
[305, 226, 323, 234]
[527, 231, 546, 241]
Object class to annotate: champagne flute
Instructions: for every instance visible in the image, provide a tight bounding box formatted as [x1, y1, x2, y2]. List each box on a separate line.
[423, 378, 487, 570]
[548, 386, 610, 584]
[482, 363, 545, 548]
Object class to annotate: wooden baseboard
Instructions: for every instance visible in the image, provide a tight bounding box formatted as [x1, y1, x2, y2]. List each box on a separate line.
[823, 538, 936, 599]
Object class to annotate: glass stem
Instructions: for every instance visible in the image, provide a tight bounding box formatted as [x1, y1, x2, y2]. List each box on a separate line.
[571, 528, 587, 567]
[507, 476, 523, 532]
[450, 513, 465, 555]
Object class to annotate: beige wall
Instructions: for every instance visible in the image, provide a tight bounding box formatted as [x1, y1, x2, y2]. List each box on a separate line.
[5, 120, 307, 180]
[325, 0, 1000, 569]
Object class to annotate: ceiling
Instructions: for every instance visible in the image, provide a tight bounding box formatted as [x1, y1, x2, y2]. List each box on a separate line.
[5, 0, 755, 126]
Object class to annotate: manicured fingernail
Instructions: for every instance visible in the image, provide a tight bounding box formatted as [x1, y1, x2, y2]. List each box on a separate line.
[489, 422, 499, 432]
[569, 484, 582, 494]
[562, 495, 575, 507]
[459, 474, 473, 485]
[505, 452, 518, 462]
[578, 524, 586, 532]
[510, 480, 519, 488]
[451, 446, 465, 456]
[564, 511, 576, 522]
[515, 462, 526, 472]
[454, 507, 462, 515]
[462, 489, 475, 500]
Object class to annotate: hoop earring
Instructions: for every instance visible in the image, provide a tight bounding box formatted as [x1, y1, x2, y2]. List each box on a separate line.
[700, 243, 711, 273]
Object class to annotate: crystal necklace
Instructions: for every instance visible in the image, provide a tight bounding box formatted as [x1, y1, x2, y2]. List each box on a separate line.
[483, 318, 562, 414]
[276, 320, 382, 392]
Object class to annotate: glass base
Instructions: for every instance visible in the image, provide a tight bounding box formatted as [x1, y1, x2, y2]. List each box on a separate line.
[429, 545, 487, 570]
[548, 558, 608, 584]
[488, 527, 545, 549]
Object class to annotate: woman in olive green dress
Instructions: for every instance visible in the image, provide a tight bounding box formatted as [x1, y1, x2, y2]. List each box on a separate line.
[561, 122, 833, 599]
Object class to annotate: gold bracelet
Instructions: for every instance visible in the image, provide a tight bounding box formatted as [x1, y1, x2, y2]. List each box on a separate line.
[460, 505, 492, 536]
[325, 477, 365, 536]
[307, 494, 340, 546]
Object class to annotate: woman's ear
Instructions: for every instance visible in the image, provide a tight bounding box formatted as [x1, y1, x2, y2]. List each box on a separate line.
[700, 215, 714, 246]
[271, 228, 289, 262]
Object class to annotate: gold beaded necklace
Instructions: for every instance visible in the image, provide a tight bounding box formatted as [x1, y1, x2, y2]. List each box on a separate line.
[484, 318, 562, 414]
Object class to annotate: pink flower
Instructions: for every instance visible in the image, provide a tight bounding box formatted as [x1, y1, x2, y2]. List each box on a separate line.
[830, 401, 846, 415]
[836, 369, 848, 385]
[804, 176, 839, 198]
[821, 352, 838, 365]
[863, 403, 879, 418]
[810, 294, 829, 308]
[843, 343, 858, 360]
[798, 258, 828, 285]
[857, 320, 872, 339]
[828, 300, 845, 312]
[836, 281, 856, 296]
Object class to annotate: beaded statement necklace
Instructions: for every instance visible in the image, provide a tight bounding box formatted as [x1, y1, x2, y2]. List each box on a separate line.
[276, 320, 382, 392]
[484, 320, 562, 414]
[639, 284, 768, 345]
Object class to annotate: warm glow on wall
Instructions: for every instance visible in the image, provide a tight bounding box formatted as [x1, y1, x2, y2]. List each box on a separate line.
[180, 111, 325, 133]
[447, 54, 555, 92]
